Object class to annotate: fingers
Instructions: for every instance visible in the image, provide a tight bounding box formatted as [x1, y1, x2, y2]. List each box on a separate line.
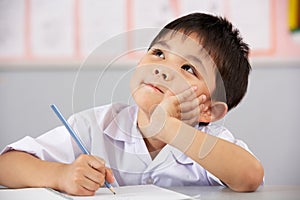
[69, 155, 114, 195]
[88, 156, 106, 175]
[161, 86, 208, 126]
[179, 92, 207, 114]
[105, 168, 115, 183]
[176, 86, 198, 103]
[79, 175, 102, 193]
[175, 87, 207, 125]
[176, 86, 206, 104]
[180, 98, 199, 113]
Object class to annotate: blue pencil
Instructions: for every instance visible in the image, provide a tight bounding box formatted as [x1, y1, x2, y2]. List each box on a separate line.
[50, 104, 116, 195]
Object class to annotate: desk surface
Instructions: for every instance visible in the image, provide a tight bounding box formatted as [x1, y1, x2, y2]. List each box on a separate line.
[1, 185, 299, 199]
[167, 185, 300, 200]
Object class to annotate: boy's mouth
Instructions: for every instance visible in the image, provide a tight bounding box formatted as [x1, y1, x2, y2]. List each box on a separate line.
[143, 83, 164, 94]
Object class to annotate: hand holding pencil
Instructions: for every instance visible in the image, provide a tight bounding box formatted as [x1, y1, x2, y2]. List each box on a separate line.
[50, 104, 116, 196]
[55, 154, 115, 196]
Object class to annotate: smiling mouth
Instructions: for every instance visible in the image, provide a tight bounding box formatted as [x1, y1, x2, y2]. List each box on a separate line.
[143, 83, 164, 94]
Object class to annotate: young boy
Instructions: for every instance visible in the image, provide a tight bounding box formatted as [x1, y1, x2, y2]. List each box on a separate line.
[0, 13, 264, 196]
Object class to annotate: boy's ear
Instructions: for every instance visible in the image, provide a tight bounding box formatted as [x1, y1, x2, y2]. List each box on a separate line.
[199, 101, 228, 123]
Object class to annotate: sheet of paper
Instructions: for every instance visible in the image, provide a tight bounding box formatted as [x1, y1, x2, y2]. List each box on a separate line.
[70, 185, 191, 200]
[0, 188, 70, 200]
[180, 0, 225, 16]
[0, 0, 25, 57]
[132, 0, 178, 29]
[79, 0, 127, 56]
[228, 0, 271, 52]
[30, 0, 75, 57]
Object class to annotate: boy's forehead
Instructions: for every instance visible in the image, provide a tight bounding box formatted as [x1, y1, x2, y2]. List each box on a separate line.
[154, 31, 202, 55]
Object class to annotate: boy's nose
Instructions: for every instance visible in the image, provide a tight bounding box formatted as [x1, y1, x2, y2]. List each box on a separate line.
[153, 68, 173, 81]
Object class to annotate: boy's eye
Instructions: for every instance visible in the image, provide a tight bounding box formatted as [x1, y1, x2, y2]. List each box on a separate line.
[181, 64, 196, 75]
[152, 49, 165, 59]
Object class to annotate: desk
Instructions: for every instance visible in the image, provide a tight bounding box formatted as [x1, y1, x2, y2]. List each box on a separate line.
[1, 185, 299, 199]
[167, 185, 300, 200]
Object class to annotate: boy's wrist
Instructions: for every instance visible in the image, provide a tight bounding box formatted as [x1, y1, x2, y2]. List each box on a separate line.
[139, 105, 168, 139]
[49, 162, 69, 193]
[158, 117, 197, 152]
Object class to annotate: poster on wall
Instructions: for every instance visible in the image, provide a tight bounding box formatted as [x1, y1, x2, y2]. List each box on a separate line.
[2, 0, 298, 67]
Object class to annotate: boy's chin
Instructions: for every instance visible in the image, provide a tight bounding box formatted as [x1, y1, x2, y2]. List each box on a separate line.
[132, 94, 162, 111]
[135, 101, 160, 116]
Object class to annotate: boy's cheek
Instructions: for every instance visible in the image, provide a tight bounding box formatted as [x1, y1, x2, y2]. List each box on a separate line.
[165, 84, 185, 96]
[167, 80, 197, 96]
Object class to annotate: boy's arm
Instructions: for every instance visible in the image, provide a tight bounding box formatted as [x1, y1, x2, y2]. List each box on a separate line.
[0, 151, 64, 189]
[0, 151, 114, 196]
[140, 87, 264, 192]
[157, 117, 264, 192]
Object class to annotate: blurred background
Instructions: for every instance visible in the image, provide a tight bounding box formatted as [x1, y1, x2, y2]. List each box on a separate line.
[0, 0, 300, 185]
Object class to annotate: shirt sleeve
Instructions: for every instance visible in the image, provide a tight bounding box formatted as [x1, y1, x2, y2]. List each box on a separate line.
[1, 116, 83, 164]
[201, 124, 252, 152]
[199, 124, 256, 186]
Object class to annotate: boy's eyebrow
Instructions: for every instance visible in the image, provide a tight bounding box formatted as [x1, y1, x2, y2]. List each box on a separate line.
[186, 55, 203, 66]
[153, 41, 171, 49]
[187, 55, 208, 77]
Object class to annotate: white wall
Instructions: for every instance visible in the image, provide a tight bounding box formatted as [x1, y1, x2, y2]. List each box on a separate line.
[0, 63, 300, 185]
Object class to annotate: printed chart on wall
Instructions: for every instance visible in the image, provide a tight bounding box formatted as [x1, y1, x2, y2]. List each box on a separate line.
[0, 0, 295, 68]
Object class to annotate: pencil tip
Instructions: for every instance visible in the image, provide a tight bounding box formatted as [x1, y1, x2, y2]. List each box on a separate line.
[109, 187, 116, 195]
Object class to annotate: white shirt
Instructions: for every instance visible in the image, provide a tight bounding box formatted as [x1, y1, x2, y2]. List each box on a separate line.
[2, 103, 252, 187]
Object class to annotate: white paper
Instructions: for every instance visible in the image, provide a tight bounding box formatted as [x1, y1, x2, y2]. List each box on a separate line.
[70, 185, 191, 200]
[80, 0, 127, 56]
[0, 0, 25, 57]
[0, 188, 70, 200]
[133, 0, 177, 29]
[228, 0, 271, 52]
[180, 0, 225, 17]
[30, 0, 74, 57]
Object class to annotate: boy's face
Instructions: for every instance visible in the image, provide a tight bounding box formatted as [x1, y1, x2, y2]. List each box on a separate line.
[130, 31, 217, 116]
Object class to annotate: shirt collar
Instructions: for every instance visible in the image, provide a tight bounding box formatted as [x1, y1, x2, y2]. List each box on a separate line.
[103, 104, 194, 166]
[103, 104, 142, 143]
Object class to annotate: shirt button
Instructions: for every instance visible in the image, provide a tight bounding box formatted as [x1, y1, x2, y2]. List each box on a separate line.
[146, 178, 154, 184]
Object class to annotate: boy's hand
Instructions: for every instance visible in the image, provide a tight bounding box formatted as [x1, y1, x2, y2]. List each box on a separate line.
[139, 86, 206, 139]
[161, 86, 206, 126]
[58, 154, 114, 196]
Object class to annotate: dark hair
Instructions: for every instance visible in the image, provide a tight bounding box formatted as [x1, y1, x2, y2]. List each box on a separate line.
[149, 13, 251, 111]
